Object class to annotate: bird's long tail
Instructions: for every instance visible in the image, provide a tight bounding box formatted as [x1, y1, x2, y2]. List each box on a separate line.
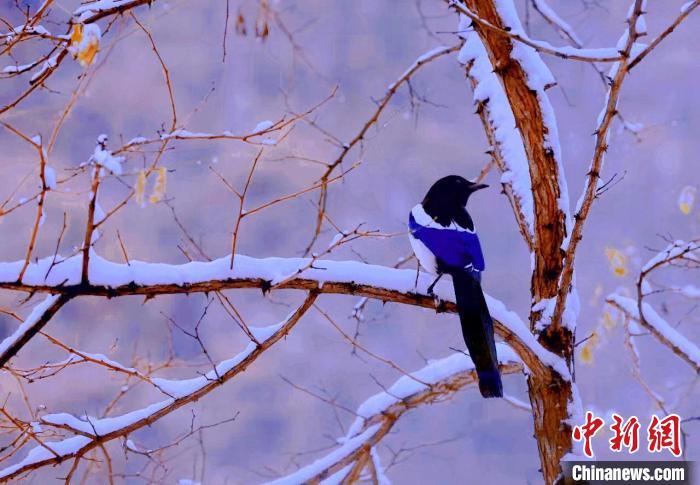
[451, 270, 502, 398]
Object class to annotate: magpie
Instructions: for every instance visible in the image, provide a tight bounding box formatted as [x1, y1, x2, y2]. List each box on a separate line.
[408, 175, 503, 398]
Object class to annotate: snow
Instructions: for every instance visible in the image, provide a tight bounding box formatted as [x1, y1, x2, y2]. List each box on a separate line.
[0, 436, 91, 479]
[253, 120, 274, 132]
[162, 129, 214, 140]
[0, 250, 568, 376]
[371, 447, 391, 485]
[266, 425, 381, 485]
[9, 316, 292, 457]
[319, 465, 352, 485]
[249, 322, 285, 342]
[641, 240, 699, 272]
[30, 54, 58, 82]
[42, 399, 172, 437]
[152, 343, 255, 398]
[345, 344, 520, 438]
[148, 315, 289, 397]
[126, 136, 147, 145]
[531, 0, 582, 45]
[94, 201, 106, 224]
[91, 143, 124, 175]
[0, 295, 60, 357]
[2, 62, 34, 74]
[277, 343, 539, 484]
[44, 165, 57, 190]
[74, 0, 141, 22]
[681, 1, 696, 14]
[607, 294, 700, 368]
[78, 350, 137, 373]
[677, 285, 700, 299]
[457, 25, 534, 237]
[489, 0, 572, 233]
[387, 45, 453, 91]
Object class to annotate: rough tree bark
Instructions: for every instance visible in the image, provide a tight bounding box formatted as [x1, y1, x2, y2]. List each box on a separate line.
[461, 1, 573, 482]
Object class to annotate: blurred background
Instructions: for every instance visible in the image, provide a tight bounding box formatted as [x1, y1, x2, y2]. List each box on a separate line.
[0, 0, 698, 482]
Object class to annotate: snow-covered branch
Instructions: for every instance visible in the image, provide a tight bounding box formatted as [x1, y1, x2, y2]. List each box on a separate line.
[606, 240, 700, 372]
[0, 295, 71, 369]
[448, 0, 625, 62]
[553, 0, 647, 331]
[0, 252, 567, 380]
[0, 292, 318, 482]
[268, 345, 523, 484]
[454, 0, 571, 335]
[304, 44, 460, 255]
[607, 295, 700, 372]
[459, 26, 535, 251]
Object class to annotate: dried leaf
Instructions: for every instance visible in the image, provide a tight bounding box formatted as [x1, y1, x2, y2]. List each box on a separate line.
[149, 167, 167, 204]
[135, 170, 147, 206]
[68, 23, 101, 68]
[678, 185, 696, 215]
[605, 247, 628, 277]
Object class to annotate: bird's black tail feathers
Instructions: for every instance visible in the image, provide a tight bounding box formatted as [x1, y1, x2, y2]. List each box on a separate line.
[451, 270, 503, 398]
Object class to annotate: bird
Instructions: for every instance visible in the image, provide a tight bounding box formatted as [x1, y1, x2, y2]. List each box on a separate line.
[408, 175, 502, 398]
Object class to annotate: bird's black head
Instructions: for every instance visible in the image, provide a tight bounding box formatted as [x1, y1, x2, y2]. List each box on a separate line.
[422, 175, 488, 228]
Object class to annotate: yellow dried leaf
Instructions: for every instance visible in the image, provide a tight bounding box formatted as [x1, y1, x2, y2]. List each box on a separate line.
[69, 24, 100, 68]
[149, 167, 167, 204]
[77, 38, 99, 67]
[605, 247, 628, 277]
[588, 331, 600, 346]
[580, 344, 594, 364]
[602, 310, 616, 330]
[678, 186, 696, 215]
[135, 170, 147, 205]
[70, 24, 83, 46]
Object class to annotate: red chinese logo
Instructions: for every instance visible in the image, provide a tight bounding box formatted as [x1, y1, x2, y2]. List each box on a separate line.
[647, 414, 682, 457]
[609, 414, 640, 453]
[572, 412, 683, 457]
[572, 411, 605, 457]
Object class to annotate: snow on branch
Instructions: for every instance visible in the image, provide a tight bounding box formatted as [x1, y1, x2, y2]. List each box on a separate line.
[0, 295, 70, 368]
[606, 239, 700, 372]
[458, 23, 535, 249]
[552, 0, 647, 331]
[269, 344, 523, 484]
[607, 295, 700, 372]
[530, 0, 582, 46]
[0, 292, 318, 481]
[628, 0, 700, 70]
[304, 44, 459, 255]
[0, 252, 568, 379]
[73, 0, 156, 23]
[450, 1, 572, 337]
[0, 0, 158, 116]
[448, 1, 624, 62]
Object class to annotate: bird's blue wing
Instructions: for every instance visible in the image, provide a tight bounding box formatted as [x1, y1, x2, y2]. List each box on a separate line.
[408, 213, 485, 274]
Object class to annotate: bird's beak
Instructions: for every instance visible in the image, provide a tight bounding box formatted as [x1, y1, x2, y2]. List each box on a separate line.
[471, 183, 489, 192]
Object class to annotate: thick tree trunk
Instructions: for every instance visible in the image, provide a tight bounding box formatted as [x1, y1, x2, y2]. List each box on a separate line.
[460, 1, 573, 482]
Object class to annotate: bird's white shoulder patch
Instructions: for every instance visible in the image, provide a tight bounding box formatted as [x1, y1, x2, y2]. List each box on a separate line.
[409, 232, 438, 275]
[410, 204, 474, 233]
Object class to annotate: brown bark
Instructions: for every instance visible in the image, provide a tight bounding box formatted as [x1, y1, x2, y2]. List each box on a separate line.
[0, 271, 550, 378]
[459, 1, 572, 482]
